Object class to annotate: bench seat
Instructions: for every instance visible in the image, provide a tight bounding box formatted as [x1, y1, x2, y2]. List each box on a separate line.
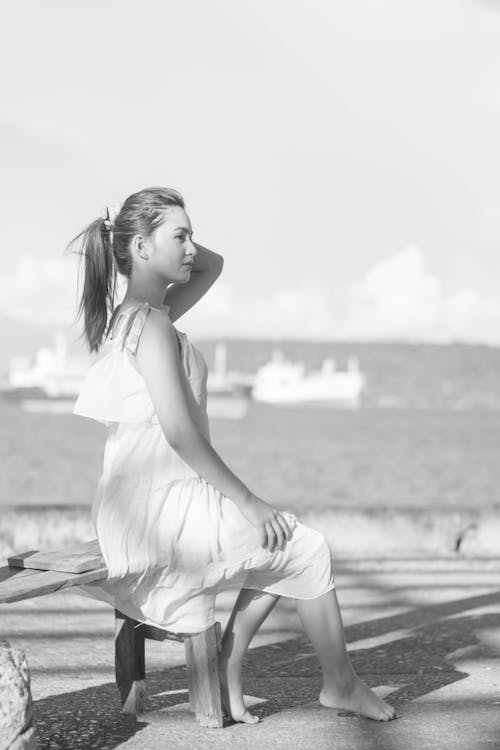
[0, 539, 223, 728]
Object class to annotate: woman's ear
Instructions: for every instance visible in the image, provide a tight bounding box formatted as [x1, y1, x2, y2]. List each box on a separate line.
[131, 233, 149, 261]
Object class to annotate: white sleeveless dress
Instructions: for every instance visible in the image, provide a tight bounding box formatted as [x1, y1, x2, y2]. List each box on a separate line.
[73, 301, 335, 633]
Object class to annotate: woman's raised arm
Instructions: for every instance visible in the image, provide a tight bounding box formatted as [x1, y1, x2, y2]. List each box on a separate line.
[163, 243, 224, 323]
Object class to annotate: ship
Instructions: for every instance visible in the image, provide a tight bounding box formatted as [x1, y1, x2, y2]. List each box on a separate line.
[1, 335, 254, 420]
[206, 343, 253, 419]
[251, 349, 365, 408]
[0, 331, 90, 414]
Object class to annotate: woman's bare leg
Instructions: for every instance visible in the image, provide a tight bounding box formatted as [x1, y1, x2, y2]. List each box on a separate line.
[296, 588, 397, 720]
[219, 585, 397, 725]
[219, 587, 281, 723]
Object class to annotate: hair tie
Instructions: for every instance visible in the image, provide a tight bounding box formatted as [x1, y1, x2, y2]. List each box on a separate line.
[100, 203, 122, 244]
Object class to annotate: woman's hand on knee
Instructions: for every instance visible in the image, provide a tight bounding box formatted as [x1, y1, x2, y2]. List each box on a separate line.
[237, 494, 294, 552]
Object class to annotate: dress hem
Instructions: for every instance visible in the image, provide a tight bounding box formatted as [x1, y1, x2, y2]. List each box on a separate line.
[241, 581, 336, 600]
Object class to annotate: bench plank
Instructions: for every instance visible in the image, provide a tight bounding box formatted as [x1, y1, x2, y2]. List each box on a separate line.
[0, 564, 108, 603]
[143, 624, 184, 643]
[8, 539, 103, 574]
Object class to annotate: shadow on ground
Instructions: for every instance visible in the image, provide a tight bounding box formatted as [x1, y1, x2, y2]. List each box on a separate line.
[33, 588, 500, 749]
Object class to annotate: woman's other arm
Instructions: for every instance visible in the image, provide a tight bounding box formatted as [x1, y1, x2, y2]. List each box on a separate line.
[136, 309, 293, 551]
[162, 243, 223, 323]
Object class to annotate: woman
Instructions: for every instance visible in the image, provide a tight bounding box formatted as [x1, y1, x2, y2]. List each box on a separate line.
[71, 186, 396, 723]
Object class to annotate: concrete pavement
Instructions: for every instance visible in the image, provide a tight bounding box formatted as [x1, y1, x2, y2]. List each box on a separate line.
[2, 557, 500, 749]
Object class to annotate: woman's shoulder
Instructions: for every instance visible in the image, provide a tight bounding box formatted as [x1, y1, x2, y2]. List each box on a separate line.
[132, 302, 183, 360]
[114, 300, 171, 324]
[139, 301, 179, 339]
[141, 301, 173, 325]
[108, 301, 173, 356]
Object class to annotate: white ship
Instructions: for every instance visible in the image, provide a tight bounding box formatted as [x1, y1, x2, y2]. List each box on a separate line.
[206, 343, 253, 420]
[251, 349, 365, 408]
[1, 336, 255, 420]
[1, 331, 90, 413]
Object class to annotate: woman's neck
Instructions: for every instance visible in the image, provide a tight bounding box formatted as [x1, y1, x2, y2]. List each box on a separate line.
[121, 275, 171, 311]
[120, 289, 169, 312]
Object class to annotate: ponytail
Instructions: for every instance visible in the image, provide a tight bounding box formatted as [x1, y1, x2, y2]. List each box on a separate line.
[68, 216, 117, 353]
[67, 187, 185, 353]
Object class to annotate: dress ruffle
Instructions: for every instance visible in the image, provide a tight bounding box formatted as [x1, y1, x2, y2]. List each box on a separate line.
[73, 303, 205, 426]
[74, 304, 159, 425]
[73, 349, 158, 425]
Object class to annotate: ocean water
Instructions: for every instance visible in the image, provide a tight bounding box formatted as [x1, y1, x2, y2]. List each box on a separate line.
[210, 403, 500, 511]
[1, 399, 498, 512]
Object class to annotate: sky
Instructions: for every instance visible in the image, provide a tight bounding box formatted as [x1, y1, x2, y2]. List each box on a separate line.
[1, 0, 500, 345]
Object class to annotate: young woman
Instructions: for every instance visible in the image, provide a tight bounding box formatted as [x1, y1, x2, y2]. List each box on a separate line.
[71, 186, 397, 724]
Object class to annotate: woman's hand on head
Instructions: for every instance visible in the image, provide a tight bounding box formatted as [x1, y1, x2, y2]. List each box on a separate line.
[237, 494, 294, 553]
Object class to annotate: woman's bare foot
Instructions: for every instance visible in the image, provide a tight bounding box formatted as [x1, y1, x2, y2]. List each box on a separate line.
[319, 675, 398, 721]
[218, 655, 260, 724]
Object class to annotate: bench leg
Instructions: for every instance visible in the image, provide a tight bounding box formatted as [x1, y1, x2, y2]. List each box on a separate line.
[184, 622, 223, 728]
[115, 609, 146, 714]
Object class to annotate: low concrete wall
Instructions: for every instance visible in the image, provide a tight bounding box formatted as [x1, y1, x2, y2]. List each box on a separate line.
[0, 504, 498, 563]
[0, 506, 95, 564]
[301, 507, 500, 558]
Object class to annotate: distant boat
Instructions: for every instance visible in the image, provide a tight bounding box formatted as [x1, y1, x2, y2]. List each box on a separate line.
[251, 349, 365, 408]
[0, 331, 89, 413]
[206, 343, 253, 420]
[1, 335, 255, 420]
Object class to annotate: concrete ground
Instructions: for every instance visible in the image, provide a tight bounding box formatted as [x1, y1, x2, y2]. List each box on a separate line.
[3, 557, 500, 750]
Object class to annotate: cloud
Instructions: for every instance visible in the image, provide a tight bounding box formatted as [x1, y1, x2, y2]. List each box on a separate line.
[0, 253, 90, 328]
[183, 278, 334, 339]
[336, 245, 442, 340]
[344, 246, 500, 342]
[2, 247, 500, 343]
[186, 245, 500, 343]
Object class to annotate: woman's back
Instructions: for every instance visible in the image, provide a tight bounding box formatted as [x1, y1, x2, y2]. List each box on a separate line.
[74, 301, 210, 435]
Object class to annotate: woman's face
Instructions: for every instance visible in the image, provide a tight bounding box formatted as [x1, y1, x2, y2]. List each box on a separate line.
[146, 206, 197, 283]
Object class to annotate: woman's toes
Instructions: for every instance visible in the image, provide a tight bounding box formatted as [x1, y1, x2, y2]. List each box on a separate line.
[227, 704, 260, 724]
[237, 709, 260, 724]
[381, 704, 398, 721]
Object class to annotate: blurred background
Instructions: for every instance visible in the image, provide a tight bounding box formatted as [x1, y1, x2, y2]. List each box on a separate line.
[1, 0, 500, 538]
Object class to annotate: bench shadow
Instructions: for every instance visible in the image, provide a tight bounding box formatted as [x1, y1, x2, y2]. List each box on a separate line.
[33, 589, 500, 747]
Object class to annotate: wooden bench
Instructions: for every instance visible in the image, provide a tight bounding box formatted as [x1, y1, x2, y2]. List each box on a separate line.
[0, 540, 224, 728]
